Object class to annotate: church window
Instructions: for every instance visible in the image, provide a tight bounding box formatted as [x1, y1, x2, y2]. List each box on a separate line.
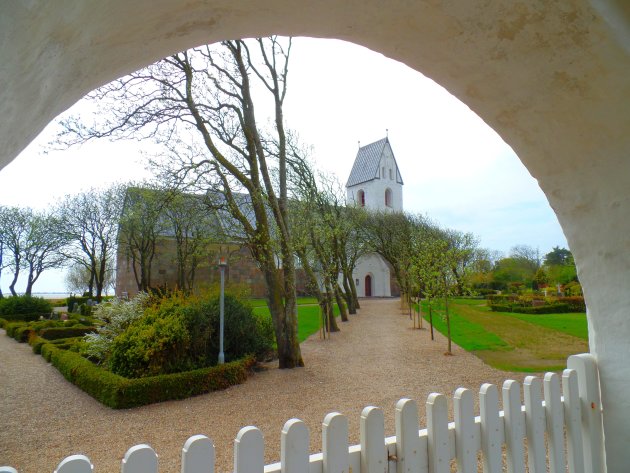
[382, 166, 385, 178]
[385, 188, 392, 207]
[358, 189, 365, 207]
[389, 168, 393, 180]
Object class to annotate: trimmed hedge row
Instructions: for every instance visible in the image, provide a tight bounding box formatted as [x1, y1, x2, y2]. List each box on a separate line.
[490, 303, 571, 314]
[40, 344, 255, 408]
[39, 326, 96, 340]
[3, 323, 96, 343]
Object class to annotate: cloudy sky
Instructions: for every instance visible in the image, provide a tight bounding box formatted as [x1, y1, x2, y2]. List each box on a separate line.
[0, 38, 567, 294]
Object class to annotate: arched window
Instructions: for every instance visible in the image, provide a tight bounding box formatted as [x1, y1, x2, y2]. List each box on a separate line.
[357, 189, 365, 207]
[385, 188, 392, 207]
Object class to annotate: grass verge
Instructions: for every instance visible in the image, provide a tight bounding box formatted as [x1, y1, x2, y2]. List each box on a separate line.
[419, 298, 588, 372]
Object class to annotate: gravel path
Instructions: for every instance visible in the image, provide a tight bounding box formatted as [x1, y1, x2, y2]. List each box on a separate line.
[0, 298, 527, 473]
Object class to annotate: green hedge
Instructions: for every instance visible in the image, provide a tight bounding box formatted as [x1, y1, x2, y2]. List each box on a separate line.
[39, 326, 96, 340]
[514, 303, 571, 314]
[0, 296, 52, 321]
[41, 344, 255, 408]
[490, 303, 572, 314]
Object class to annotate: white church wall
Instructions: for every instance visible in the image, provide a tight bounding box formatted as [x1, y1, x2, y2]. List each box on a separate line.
[346, 144, 403, 212]
[351, 253, 391, 297]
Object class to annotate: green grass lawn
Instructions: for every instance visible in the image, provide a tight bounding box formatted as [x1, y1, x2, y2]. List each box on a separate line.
[252, 302, 339, 342]
[419, 298, 589, 372]
[248, 296, 319, 308]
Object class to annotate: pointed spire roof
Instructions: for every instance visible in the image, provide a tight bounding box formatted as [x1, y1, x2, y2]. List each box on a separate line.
[346, 137, 404, 187]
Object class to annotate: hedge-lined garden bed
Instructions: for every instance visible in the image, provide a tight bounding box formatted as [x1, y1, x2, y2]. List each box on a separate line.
[42, 342, 255, 408]
[2, 291, 264, 408]
[2, 327, 256, 408]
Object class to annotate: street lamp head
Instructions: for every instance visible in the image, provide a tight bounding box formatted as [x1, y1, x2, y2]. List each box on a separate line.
[218, 256, 227, 267]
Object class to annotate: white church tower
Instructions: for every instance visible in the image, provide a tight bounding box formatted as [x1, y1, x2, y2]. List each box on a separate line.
[346, 137, 404, 297]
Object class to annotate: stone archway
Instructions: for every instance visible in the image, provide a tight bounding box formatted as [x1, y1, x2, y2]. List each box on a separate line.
[2, 2, 630, 469]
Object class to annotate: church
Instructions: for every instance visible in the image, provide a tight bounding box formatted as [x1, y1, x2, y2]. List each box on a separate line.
[116, 137, 404, 299]
[346, 137, 404, 297]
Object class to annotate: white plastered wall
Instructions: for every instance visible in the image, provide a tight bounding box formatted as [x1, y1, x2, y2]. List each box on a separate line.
[352, 253, 392, 298]
[2, 2, 630, 469]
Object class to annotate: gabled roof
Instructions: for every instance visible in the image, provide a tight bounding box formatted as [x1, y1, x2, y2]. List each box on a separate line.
[345, 137, 404, 187]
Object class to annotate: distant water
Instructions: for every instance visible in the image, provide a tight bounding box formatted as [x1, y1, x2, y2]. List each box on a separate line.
[11, 293, 71, 299]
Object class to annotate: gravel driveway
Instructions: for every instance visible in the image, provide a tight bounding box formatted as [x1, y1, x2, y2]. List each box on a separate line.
[0, 298, 526, 473]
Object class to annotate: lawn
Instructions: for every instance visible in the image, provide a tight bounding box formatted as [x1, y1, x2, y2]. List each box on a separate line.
[419, 298, 589, 372]
[252, 301, 339, 343]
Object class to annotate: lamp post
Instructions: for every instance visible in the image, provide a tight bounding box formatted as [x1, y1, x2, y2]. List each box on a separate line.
[218, 256, 227, 364]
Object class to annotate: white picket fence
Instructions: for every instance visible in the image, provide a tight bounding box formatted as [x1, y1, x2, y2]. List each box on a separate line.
[1, 354, 606, 473]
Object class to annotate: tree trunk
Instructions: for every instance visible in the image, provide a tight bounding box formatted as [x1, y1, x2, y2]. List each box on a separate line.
[341, 274, 356, 314]
[8, 261, 19, 296]
[349, 274, 360, 310]
[323, 281, 340, 332]
[429, 301, 434, 341]
[263, 261, 303, 369]
[445, 294, 452, 354]
[24, 265, 35, 296]
[334, 282, 349, 322]
[0, 242, 4, 298]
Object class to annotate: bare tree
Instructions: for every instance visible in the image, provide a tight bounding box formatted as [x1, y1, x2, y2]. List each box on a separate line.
[0, 207, 31, 296]
[162, 190, 218, 292]
[59, 38, 303, 368]
[21, 210, 67, 295]
[58, 185, 124, 301]
[118, 186, 168, 292]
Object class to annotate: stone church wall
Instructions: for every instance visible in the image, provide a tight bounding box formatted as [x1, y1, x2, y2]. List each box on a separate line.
[116, 238, 310, 299]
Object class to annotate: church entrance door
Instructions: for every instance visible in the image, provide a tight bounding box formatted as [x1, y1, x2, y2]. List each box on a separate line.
[365, 275, 372, 297]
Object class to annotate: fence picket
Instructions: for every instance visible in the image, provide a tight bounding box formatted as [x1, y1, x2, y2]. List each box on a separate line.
[322, 413, 349, 473]
[235, 427, 264, 473]
[479, 383, 502, 473]
[543, 373, 565, 473]
[453, 388, 477, 473]
[360, 407, 387, 473]
[426, 393, 449, 473]
[562, 369, 585, 473]
[181, 435, 214, 473]
[567, 354, 606, 473]
[395, 398, 427, 473]
[503, 380, 525, 473]
[53, 454, 93, 473]
[524, 377, 546, 473]
[282, 419, 310, 473]
[121, 445, 158, 473]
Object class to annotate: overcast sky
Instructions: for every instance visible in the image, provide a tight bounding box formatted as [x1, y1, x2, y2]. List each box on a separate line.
[0, 38, 567, 294]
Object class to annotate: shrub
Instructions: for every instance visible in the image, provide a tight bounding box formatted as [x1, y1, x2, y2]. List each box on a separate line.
[109, 306, 195, 378]
[0, 296, 52, 321]
[556, 296, 586, 312]
[108, 294, 273, 377]
[82, 292, 149, 363]
[106, 293, 273, 378]
[205, 295, 274, 361]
